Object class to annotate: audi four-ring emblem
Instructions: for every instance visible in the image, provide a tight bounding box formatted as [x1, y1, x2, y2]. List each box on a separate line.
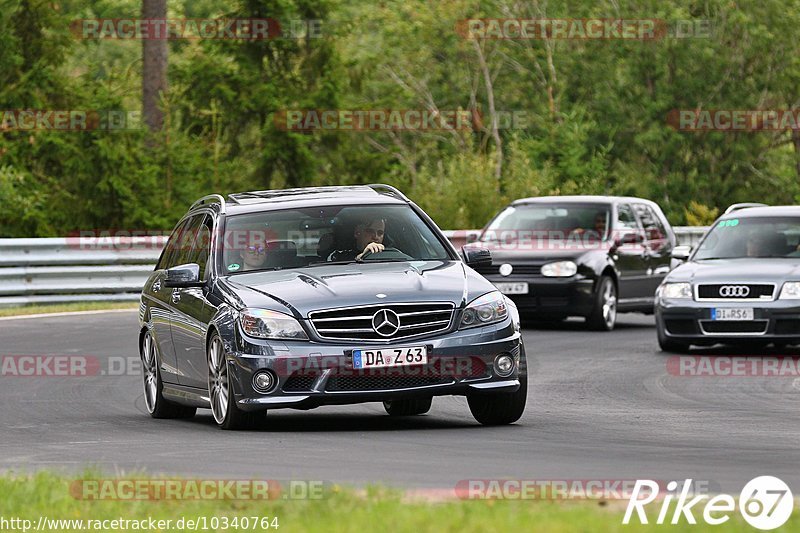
[719, 285, 750, 297]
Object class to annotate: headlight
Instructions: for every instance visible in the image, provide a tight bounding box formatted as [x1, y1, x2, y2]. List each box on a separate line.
[239, 308, 308, 340]
[541, 261, 577, 277]
[659, 282, 692, 299]
[460, 291, 508, 329]
[779, 282, 800, 299]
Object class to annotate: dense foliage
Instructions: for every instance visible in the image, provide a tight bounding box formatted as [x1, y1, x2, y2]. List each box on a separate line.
[2, 0, 800, 236]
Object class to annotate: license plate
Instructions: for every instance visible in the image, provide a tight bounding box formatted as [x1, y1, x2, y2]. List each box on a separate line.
[712, 308, 754, 321]
[495, 282, 529, 295]
[352, 346, 428, 369]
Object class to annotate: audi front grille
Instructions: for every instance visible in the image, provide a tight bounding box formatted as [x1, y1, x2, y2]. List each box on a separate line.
[696, 284, 776, 301]
[308, 303, 455, 342]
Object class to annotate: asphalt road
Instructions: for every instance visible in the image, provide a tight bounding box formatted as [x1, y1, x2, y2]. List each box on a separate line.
[1, 310, 798, 492]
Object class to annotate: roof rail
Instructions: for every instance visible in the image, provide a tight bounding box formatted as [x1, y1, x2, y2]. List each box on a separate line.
[367, 184, 410, 202]
[724, 202, 767, 215]
[189, 194, 227, 214]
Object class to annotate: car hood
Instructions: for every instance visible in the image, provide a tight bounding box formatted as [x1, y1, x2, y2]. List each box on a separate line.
[222, 260, 495, 317]
[480, 243, 599, 263]
[667, 258, 800, 283]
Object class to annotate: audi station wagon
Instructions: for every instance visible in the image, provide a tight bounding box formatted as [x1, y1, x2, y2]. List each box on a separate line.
[656, 205, 800, 351]
[138, 185, 526, 429]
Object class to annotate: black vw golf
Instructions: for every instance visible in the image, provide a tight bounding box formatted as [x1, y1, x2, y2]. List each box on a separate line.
[656, 205, 800, 352]
[473, 196, 676, 330]
[138, 185, 526, 429]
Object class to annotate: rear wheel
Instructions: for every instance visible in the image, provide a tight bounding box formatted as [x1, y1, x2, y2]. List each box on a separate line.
[467, 374, 527, 426]
[586, 276, 617, 331]
[657, 326, 691, 353]
[208, 333, 263, 430]
[141, 330, 196, 419]
[383, 397, 432, 416]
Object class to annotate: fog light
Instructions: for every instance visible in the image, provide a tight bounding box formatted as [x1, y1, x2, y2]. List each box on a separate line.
[494, 354, 515, 377]
[252, 370, 277, 394]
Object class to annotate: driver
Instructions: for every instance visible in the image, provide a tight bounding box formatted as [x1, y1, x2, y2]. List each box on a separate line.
[330, 217, 386, 261]
[571, 211, 607, 242]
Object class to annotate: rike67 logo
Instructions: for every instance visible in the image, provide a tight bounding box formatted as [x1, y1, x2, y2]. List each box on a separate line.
[623, 476, 793, 530]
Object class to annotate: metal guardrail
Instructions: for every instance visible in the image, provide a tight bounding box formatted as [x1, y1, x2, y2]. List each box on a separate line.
[0, 228, 708, 308]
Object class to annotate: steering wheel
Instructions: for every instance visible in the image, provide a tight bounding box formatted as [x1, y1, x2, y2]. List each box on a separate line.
[360, 247, 412, 261]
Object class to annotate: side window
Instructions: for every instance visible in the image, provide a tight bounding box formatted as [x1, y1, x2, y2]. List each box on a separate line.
[616, 204, 640, 232]
[173, 215, 204, 268]
[189, 216, 213, 279]
[636, 204, 669, 251]
[158, 219, 190, 270]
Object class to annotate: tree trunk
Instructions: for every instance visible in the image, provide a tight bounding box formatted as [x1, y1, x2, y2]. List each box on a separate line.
[142, 0, 167, 133]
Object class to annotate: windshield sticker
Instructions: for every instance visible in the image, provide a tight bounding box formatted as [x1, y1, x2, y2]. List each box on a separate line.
[718, 219, 739, 228]
[228, 263, 241, 271]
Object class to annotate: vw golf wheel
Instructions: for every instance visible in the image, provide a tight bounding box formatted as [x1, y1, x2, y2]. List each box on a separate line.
[587, 276, 617, 331]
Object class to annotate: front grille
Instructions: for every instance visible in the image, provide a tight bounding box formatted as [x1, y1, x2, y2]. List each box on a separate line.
[309, 303, 454, 341]
[697, 284, 775, 300]
[282, 372, 318, 392]
[699, 320, 769, 334]
[665, 319, 698, 335]
[326, 374, 451, 392]
[475, 264, 542, 276]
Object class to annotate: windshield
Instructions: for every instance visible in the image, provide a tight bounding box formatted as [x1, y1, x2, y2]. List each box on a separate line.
[694, 216, 800, 260]
[221, 204, 451, 274]
[481, 203, 610, 242]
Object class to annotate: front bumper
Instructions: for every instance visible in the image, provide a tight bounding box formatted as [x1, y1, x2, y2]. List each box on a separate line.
[482, 275, 595, 317]
[656, 297, 800, 345]
[226, 319, 525, 411]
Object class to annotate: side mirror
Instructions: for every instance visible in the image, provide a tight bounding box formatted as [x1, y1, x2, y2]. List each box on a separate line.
[619, 232, 644, 245]
[671, 245, 692, 261]
[165, 263, 203, 288]
[462, 246, 492, 269]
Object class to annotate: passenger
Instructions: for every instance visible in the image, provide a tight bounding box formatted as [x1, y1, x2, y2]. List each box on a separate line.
[239, 242, 267, 271]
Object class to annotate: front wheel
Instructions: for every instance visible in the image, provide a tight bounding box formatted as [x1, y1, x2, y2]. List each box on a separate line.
[586, 276, 617, 331]
[467, 374, 527, 426]
[141, 331, 196, 419]
[383, 397, 432, 416]
[208, 333, 263, 430]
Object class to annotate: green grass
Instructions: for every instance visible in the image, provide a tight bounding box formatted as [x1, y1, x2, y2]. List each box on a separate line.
[1, 472, 796, 532]
[0, 302, 138, 317]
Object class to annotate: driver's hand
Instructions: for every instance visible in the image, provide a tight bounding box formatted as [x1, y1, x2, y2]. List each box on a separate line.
[357, 242, 384, 260]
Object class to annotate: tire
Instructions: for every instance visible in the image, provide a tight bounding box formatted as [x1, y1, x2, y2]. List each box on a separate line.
[207, 333, 263, 430]
[141, 330, 196, 419]
[383, 397, 432, 416]
[586, 276, 617, 331]
[467, 374, 527, 426]
[657, 325, 691, 353]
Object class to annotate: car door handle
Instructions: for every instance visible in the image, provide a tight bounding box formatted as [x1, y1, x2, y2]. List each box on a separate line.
[171, 289, 181, 304]
[152, 280, 162, 293]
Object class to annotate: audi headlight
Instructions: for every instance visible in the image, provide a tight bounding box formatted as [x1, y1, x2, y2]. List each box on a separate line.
[779, 282, 800, 299]
[460, 291, 509, 329]
[239, 308, 308, 340]
[541, 261, 578, 277]
[659, 282, 692, 299]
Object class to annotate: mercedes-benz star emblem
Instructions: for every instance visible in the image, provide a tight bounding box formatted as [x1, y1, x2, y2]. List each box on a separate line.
[372, 309, 401, 337]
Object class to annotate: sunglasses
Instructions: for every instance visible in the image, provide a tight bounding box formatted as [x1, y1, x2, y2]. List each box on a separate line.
[246, 245, 266, 253]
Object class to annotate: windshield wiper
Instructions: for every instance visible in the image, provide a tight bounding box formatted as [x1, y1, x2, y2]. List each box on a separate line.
[306, 260, 359, 267]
